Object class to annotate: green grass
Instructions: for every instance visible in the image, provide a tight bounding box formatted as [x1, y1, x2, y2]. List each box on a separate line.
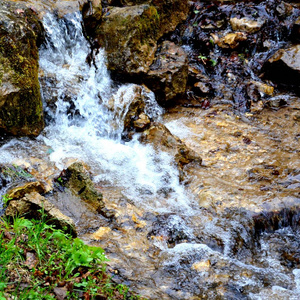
[0, 212, 142, 299]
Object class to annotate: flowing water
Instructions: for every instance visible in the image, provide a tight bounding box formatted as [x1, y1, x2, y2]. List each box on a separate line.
[1, 10, 300, 300]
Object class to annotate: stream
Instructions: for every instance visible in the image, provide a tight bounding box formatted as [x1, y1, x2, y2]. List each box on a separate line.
[1, 6, 300, 300]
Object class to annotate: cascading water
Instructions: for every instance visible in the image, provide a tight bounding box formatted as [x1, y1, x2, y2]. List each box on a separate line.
[1, 8, 300, 300]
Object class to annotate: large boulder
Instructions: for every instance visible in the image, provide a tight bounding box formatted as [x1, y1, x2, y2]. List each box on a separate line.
[89, 0, 189, 78]
[95, 4, 160, 75]
[0, 0, 44, 137]
[263, 44, 300, 94]
[146, 41, 188, 105]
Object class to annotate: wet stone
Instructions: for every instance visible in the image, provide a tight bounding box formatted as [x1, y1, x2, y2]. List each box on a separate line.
[230, 17, 265, 33]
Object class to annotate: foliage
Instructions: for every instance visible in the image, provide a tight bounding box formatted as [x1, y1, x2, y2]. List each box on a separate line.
[0, 213, 143, 299]
[0, 194, 12, 207]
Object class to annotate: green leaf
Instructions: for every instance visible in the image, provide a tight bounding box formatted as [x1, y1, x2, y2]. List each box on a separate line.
[210, 59, 218, 67]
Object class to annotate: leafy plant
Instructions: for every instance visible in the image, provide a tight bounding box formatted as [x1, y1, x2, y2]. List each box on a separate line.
[0, 214, 144, 299]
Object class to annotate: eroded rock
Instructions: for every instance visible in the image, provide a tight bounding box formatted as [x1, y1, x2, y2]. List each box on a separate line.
[119, 84, 161, 140]
[217, 32, 248, 49]
[5, 191, 76, 236]
[230, 17, 265, 33]
[152, 0, 189, 37]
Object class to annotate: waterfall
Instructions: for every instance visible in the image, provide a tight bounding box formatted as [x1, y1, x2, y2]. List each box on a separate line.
[0, 12, 193, 214]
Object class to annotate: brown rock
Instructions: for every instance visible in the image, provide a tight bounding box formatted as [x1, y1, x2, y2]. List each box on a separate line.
[63, 162, 105, 212]
[123, 85, 147, 131]
[264, 44, 300, 93]
[152, 0, 189, 37]
[217, 32, 247, 49]
[133, 113, 151, 130]
[5, 192, 76, 236]
[8, 182, 46, 200]
[95, 5, 160, 75]
[230, 17, 265, 33]
[140, 122, 202, 177]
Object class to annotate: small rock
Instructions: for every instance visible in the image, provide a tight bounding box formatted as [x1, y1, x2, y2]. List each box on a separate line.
[249, 81, 274, 96]
[217, 32, 247, 49]
[53, 287, 68, 300]
[24, 252, 38, 269]
[230, 17, 265, 33]
[133, 113, 151, 130]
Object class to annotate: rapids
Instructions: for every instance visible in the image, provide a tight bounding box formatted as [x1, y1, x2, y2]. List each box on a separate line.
[0, 9, 300, 300]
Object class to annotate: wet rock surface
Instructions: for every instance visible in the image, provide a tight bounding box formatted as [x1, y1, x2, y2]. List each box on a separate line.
[167, 0, 300, 110]
[0, 1, 300, 299]
[140, 122, 202, 179]
[146, 41, 188, 105]
[0, 164, 76, 235]
[85, 0, 190, 97]
[57, 162, 105, 213]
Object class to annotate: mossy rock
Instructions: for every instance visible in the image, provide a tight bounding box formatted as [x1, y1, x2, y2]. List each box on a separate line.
[62, 162, 105, 213]
[0, 0, 44, 137]
[95, 4, 160, 75]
